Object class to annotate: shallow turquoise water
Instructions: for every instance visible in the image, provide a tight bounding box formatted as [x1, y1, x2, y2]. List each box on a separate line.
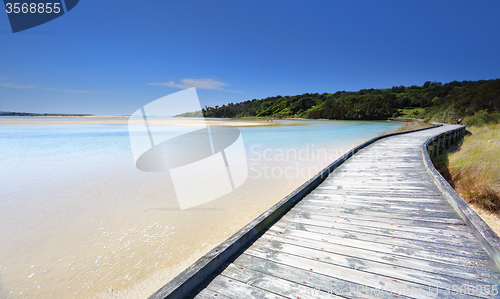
[0, 119, 403, 298]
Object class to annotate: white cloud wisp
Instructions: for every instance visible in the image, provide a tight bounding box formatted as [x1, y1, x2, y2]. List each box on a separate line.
[148, 78, 241, 93]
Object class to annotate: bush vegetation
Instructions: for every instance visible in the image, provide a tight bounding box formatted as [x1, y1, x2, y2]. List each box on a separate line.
[189, 79, 500, 125]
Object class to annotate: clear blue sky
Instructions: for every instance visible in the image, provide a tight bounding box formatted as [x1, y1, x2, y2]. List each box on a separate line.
[1, 0, 499, 115]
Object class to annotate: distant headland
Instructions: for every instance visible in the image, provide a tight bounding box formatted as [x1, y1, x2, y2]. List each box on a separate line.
[0, 111, 94, 117]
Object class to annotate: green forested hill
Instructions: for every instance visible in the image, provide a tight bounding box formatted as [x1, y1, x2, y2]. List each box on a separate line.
[192, 79, 500, 125]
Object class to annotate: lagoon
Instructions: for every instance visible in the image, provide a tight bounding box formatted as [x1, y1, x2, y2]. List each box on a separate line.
[0, 118, 403, 298]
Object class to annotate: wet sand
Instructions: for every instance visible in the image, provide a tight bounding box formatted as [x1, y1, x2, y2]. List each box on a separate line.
[0, 160, 337, 298]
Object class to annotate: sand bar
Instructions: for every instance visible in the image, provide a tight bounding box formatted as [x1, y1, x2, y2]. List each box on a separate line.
[0, 117, 277, 127]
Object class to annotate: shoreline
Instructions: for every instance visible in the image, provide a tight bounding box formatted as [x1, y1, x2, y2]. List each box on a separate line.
[1, 116, 392, 127]
[234, 116, 416, 122]
[0, 117, 277, 127]
[0, 115, 421, 125]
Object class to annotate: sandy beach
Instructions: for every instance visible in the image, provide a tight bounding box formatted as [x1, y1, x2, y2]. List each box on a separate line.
[0, 117, 276, 127]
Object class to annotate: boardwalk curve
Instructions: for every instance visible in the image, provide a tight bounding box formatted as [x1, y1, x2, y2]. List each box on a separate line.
[151, 125, 500, 299]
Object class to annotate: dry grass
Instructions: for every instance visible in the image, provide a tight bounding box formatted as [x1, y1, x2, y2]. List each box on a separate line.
[446, 124, 500, 212]
[380, 121, 434, 136]
[432, 124, 500, 235]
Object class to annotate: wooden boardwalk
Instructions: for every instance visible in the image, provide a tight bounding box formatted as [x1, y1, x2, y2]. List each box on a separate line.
[154, 125, 500, 299]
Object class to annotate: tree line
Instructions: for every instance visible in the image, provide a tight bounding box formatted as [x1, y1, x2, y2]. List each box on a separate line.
[178, 79, 500, 124]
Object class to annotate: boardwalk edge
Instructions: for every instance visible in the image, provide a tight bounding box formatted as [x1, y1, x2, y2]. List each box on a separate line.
[148, 124, 441, 299]
[421, 125, 500, 267]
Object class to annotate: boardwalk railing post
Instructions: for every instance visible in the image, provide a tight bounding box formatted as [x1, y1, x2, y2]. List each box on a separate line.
[433, 139, 439, 158]
[437, 135, 441, 155]
[441, 134, 446, 153]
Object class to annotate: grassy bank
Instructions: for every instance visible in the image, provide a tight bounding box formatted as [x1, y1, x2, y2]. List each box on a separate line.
[433, 124, 500, 233]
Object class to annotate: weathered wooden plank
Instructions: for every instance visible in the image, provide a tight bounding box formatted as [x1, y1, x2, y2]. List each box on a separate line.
[316, 188, 434, 195]
[313, 190, 445, 198]
[281, 212, 476, 238]
[295, 202, 463, 221]
[308, 193, 448, 203]
[304, 200, 454, 212]
[285, 209, 469, 231]
[256, 234, 500, 283]
[324, 172, 432, 178]
[230, 253, 415, 299]
[303, 198, 459, 214]
[298, 205, 463, 221]
[316, 188, 444, 195]
[300, 204, 457, 218]
[268, 227, 494, 267]
[291, 204, 464, 224]
[247, 238, 496, 293]
[304, 199, 455, 211]
[201, 275, 288, 299]
[319, 182, 434, 189]
[281, 214, 479, 247]
[273, 221, 489, 259]
[243, 245, 474, 299]
[220, 263, 344, 299]
[189, 288, 232, 299]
